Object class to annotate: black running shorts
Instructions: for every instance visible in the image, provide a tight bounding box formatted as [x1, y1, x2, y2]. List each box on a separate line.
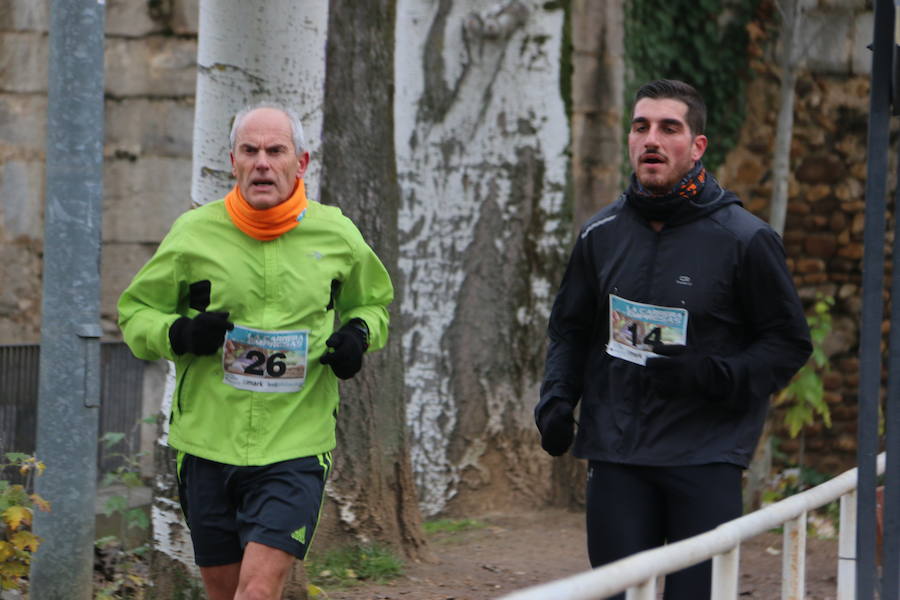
[177, 452, 332, 567]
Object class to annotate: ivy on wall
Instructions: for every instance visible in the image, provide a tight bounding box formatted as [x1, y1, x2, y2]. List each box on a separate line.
[624, 0, 761, 172]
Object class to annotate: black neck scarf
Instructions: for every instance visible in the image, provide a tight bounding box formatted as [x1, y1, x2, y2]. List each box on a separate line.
[626, 161, 707, 223]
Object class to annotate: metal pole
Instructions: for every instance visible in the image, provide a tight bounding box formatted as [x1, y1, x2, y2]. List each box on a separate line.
[857, 1, 895, 598]
[884, 75, 900, 600]
[883, 7, 900, 597]
[30, 0, 105, 597]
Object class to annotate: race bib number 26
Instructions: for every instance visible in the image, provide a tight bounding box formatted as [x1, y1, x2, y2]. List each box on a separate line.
[222, 325, 309, 392]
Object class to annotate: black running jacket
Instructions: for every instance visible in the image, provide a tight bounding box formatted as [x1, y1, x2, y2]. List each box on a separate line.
[538, 176, 812, 467]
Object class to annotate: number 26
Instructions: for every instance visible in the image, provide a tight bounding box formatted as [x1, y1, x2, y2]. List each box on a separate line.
[243, 351, 287, 377]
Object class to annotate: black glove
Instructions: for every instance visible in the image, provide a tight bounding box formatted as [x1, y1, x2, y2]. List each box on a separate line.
[320, 319, 368, 380]
[536, 399, 575, 457]
[169, 311, 234, 356]
[644, 344, 729, 401]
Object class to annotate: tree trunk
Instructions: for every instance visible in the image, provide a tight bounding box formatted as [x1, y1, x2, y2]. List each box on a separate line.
[747, 0, 802, 511]
[395, 0, 571, 516]
[571, 0, 625, 230]
[768, 0, 801, 236]
[190, 0, 329, 206]
[318, 0, 430, 561]
[148, 362, 201, 595]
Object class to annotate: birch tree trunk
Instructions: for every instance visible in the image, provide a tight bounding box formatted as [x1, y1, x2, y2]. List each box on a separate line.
[317, 0, 430, 560]
[768, 0, 801, 236]
[748, 0, 802, 511]
[190, 0, 328, 206]
[395, 0, 571, 516]
[151, 1, 330, 589]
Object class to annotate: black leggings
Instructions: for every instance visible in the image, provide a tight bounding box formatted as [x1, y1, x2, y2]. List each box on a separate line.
[585, 461, 743, 600]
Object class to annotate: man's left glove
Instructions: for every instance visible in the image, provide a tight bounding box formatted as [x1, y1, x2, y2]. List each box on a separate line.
[320, 319, 369, 380]
[536, 399, 576, 457]
[644, 344, 730, 402]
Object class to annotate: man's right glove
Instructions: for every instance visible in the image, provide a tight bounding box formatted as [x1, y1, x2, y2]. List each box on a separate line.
[536, 399, 575, 457]
[169, 311, 234, 356]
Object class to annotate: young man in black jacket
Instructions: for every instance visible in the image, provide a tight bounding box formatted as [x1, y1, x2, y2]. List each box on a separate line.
[536, 79, 811, 599]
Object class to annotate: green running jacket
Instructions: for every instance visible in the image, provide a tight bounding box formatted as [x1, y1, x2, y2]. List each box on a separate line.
[117, 199, 393, 466]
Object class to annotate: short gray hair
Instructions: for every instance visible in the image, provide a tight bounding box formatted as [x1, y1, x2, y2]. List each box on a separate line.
[229, 103, 306, 155]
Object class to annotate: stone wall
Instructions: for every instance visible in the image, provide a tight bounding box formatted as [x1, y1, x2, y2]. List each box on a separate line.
[717, 0, 880, 475]
[0, 0, 198, 343]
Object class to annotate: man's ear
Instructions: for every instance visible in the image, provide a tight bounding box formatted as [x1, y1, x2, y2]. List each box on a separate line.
[297, 151, 310, 179]
[230, 151, 236, 176]
[691, 134, 708, 162]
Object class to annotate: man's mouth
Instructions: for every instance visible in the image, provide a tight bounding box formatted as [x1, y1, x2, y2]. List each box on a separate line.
[252, 179, 275, 188]
[641, 155, 665, 164]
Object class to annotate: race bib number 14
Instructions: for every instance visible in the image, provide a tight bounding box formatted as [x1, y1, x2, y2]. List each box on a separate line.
[222, 325, 309, 392]
[607, 295, 688, 366]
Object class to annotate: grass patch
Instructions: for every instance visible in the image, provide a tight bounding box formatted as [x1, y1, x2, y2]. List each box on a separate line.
[307, 544, 404, 588]
[422, 518, 486, 534]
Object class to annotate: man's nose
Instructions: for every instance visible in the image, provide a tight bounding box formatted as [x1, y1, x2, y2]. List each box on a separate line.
[644, 126, 660, 147]
[254, 154, 271, 169]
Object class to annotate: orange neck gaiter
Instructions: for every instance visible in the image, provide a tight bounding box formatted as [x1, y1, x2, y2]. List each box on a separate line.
[224, 179, 308, 241]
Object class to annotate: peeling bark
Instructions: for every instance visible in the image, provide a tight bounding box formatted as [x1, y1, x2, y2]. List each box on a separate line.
[396, 0, 570, 516]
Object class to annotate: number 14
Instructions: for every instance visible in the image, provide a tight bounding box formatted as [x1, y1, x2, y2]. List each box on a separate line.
[626, 323, 661, 347]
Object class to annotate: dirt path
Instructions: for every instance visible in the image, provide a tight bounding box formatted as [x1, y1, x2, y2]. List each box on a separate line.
[317, 509, 840, 600]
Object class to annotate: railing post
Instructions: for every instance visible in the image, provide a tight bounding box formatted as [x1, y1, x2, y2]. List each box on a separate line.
[626, 577, 657, 600]
[711, 545, 740, 599]
[782, 511, 807, 600]
[838, 491, 858, 600]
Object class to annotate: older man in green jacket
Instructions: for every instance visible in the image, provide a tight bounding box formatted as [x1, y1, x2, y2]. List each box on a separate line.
[118, 103, 393, 600]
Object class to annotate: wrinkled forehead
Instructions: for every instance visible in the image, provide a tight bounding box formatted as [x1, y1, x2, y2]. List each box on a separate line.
[234, 109, 295, 146]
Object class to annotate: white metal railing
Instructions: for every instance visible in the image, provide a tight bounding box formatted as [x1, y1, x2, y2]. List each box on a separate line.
[498, 453, 886, 600]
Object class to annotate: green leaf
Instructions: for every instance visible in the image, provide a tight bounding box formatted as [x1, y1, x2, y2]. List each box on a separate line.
[103, 495, 127, 517]
[126, 508, 150, 531]
[95, 535, 118, 548]
[120, 471, 142, 488]
[100, 432, 126, 448]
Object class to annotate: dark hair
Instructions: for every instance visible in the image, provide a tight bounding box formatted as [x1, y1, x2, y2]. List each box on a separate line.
[634, 79, 707, 136]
